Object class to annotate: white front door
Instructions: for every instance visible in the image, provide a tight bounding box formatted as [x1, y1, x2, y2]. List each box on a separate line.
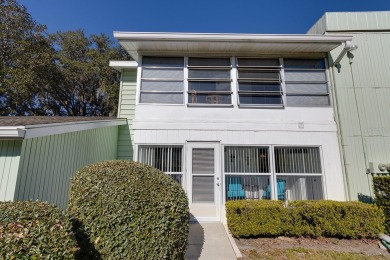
[186, 142, 221, 222]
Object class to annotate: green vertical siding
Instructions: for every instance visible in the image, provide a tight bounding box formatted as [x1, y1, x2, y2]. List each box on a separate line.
[117, 68, 137, 160]
[0, 140, 22, 201]
[310, 12, 390, 200]
[14, 126, 118, 209]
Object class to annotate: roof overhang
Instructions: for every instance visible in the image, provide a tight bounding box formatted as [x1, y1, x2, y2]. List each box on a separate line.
[0, 119, 127, 140]
[114, 32, 353, 61]
[109, 60, 138, 71]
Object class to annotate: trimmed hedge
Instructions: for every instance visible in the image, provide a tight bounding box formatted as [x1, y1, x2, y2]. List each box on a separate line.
[68, 160, 189, 259]
[226, 200, 384, 239]
[373, 176, 390, 233]
[0, 201, 78, 259]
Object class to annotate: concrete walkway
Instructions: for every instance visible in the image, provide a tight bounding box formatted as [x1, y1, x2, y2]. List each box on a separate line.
[186, 223, 237, 260]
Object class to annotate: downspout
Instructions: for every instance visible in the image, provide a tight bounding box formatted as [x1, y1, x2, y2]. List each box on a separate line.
[330, 59, 351, 201]
[330, 40, 358, 201]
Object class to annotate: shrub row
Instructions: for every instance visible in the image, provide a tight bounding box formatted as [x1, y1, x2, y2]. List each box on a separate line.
[68, 160, 189, 259]
[0, 201, 78, 259]
[373, 176, 390, 233]
[226, 200, 384, 239]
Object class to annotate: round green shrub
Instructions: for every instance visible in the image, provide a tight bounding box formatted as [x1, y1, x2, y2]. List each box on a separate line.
[68, 160, 189, 259]
[0, 201, 78, 259]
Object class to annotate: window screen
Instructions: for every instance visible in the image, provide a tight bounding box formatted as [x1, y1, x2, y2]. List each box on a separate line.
[188, 57, 232, 105]
[140, 56, 184, 104]
[284, 59, 329, 107]
[237, 58, 283, 107]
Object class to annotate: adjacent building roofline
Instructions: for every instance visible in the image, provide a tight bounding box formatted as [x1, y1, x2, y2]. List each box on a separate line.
[0, 118, 127, 139]
[109, 60, 138, 71]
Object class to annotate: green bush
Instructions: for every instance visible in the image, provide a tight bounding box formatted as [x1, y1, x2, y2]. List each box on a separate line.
[68, 160, 189, 259]
[226, 200, 384, 239]
[0, 201, 78, 259]
[373, 176, 390, 233]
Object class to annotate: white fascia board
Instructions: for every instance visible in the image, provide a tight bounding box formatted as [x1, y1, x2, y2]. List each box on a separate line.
[109, 60, 138, 71]
[22, 119, 127, 139]
[114, 32, 353, 43]
[0, 127, 26, 139]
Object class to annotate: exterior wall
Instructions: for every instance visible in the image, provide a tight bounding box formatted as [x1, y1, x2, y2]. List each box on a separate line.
[309, 11, 390, 201]
[13, 126, 118, 209]
[117, 68, 137, 160]
[0, 140, 22, 201]
[133, 106, 346, 201]
[308, 12, 390, 34]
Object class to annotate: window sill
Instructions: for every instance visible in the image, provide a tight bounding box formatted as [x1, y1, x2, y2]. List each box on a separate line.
[187, 104, 234, 108]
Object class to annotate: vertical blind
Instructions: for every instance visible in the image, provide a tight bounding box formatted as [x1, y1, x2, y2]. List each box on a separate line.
[274, 147, 321, 173]
[138, 146, 182, 173]
[224, 146, 269, 173]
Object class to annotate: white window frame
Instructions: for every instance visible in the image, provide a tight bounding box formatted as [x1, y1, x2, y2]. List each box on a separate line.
[222, 145, 325, 202]
[186, 57, 233, 107]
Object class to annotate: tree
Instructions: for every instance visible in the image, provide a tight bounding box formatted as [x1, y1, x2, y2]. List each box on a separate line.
[0, 0, 56, 115]
[47, 31, 129, 116]
[1, 0, 130, 116]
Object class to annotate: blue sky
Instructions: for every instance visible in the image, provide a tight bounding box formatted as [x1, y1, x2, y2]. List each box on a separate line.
[20, 0, 390, 38]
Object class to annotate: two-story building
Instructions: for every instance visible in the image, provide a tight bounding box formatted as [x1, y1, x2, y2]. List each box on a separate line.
[110, 32, 351, 222]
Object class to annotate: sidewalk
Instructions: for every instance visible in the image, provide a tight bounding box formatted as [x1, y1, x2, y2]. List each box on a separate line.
[186, 223, 237, 260]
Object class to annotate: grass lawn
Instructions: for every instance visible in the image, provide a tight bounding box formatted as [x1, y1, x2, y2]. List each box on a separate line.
[242, 247, 388, 260]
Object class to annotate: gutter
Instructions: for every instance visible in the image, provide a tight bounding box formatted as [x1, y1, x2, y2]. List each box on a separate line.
[0, 127, 26, 139]
[114, 31, 353, 43]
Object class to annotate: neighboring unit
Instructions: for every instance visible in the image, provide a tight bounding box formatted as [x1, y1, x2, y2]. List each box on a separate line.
[0, 117, 126, 208]
[308, 11, 390, 201]
[111, 32, 351, 222]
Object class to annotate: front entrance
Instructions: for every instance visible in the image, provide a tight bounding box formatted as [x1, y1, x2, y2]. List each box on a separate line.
[186, 142, 221, 222]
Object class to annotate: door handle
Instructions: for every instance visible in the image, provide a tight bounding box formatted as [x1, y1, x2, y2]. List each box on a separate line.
[216, 183, 220, 186]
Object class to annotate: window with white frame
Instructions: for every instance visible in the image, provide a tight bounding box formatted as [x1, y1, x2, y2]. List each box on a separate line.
[187, 57, 232, 105]
[236, 58, 283, 107]
[274, 147, 323, 201]
[140, 57, 184, 104]
[284, 59, 330, 106]
[224, 146, 271, 200]
[224, 146, 324, 201]
[138, 146, 183, 184]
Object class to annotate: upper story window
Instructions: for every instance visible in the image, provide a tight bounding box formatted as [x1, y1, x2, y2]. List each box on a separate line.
[284, 59, 330, 107]
[236, 58, 282, 107]
[187, 58, 232, 105]
[140, 56, 184, 104]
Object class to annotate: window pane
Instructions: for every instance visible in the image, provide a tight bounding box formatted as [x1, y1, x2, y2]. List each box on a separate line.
[188, 93, 231, 104]
[138, 146, 182, 172]
[188, 81, 231, 92]
[239, 95, 282, 105]
[142, 68, 183, 79]
[188, 57, 230, 66]
[140, 93, 183, 104]
[167, 174, 182, 185]
[192, 148, 214, 174]
[193, 176, 214, 202]
[274, 147, 322, 173]
[224, 146, 269, 173]
[284, 71, 326, 82]
[286, 96, 330, 106]
[284, 59, 325, 69]
[188, 69, 230, 79]
[238, 70, 280, 81]
[141, 81, 183, 91]
[239, 82, 281, 92]
[276, 176, 323, 201]
[286, 83, 328, 95]
[237, 58, 280, 67]
[225, 175, 270, 201]
[142, 56, 184, 67]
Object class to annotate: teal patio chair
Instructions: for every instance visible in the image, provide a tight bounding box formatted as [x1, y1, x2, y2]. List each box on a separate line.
[262, 179, 285, 200]
[226, 176, 245, 200]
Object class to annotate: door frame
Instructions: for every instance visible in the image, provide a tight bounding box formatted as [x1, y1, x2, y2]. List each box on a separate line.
[186, 141, 222, 222]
